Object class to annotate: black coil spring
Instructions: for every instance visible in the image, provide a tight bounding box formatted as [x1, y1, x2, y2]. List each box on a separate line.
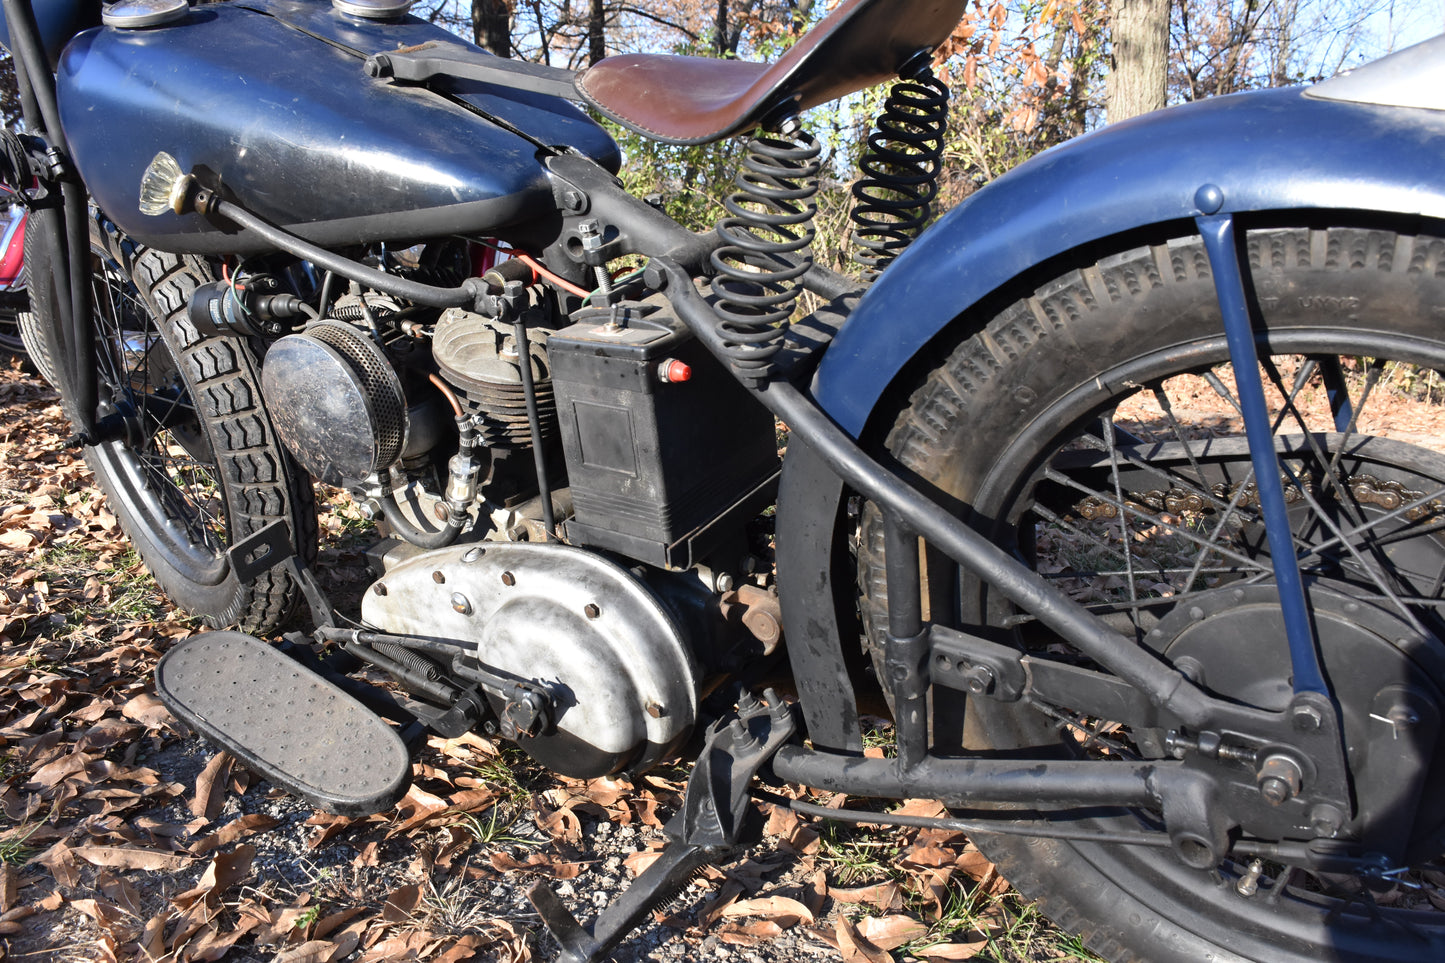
[709, 129, 821, 373]
[850, 72, 949, 281]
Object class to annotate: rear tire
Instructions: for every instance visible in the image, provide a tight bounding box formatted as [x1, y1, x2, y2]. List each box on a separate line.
[860, 224, 1445, 961]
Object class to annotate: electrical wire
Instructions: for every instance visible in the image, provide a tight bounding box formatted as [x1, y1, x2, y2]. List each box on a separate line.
[585, 264, 648, 304]
[221, 258, 254, 319]
[469, 237, 588, 299]
[515, 251, 589, 299]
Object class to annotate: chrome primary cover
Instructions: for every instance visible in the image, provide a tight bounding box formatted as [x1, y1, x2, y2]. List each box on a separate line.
[362, 543, 699, 776]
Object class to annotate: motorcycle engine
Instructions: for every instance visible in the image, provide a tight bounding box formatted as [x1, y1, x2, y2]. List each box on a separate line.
[259, 290, 561, 504]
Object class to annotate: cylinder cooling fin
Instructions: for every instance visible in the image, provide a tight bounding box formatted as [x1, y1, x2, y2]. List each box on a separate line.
[431, 307, 558, 449]
[261, 320, 409, 485]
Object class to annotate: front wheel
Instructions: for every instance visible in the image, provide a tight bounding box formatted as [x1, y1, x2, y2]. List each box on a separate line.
[42, 216, 315, 633]
[860, 224, 1445, 961]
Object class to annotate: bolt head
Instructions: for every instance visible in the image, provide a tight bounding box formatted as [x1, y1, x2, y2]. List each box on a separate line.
[1309, 804, 1344, 838]
[1291, 703, 1323, 731]
[962, 665, 995, 696]
[1259, 776, 1291, 806]
[1256, 754, 1303, 805]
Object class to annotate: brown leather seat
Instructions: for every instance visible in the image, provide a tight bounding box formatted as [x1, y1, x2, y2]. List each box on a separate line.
[576, 0, 967, 145]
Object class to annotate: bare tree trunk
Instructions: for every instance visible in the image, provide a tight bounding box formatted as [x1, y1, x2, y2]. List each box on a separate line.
[588, 0, 607, 65]
[1107, 0, 1169, 122]
[472, 0, 512, 58]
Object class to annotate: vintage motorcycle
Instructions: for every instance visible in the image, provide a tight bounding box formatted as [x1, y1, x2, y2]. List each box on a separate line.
[4, 0, 1445, 959]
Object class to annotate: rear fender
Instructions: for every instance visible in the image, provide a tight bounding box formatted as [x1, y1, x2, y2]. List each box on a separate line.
[778, 86, 1445, 750]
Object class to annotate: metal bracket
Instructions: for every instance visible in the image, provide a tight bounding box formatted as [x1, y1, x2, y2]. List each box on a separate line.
[528, 690, 797, 963]
[227, 519, 336, 628]
[1195, 206, 1326, 697]
[365, 42, 581, 100]
[227, 519, 294, 583]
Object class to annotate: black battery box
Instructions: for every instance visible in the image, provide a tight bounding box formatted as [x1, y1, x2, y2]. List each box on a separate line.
[547, 298, 779, 569]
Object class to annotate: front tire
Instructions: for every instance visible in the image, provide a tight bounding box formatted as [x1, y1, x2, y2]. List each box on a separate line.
[860, 224, 1445, 961]
[50, 216, 315, 633]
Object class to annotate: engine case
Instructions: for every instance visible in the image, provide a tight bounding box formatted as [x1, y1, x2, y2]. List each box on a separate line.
[362, 542, 699, 778]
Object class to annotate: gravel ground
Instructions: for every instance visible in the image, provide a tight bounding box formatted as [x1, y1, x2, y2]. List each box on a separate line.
[1, 360, 1038, 963]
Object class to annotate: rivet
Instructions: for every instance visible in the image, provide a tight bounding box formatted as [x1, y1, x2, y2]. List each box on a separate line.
[451, 593, 472, 616]
[373, 583, 388, 596]
[463, 547, 486, 563]
[501, 571, 516, 586]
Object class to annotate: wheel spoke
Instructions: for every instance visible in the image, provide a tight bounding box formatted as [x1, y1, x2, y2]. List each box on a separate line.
[1102, 415, 1141, 624]
[90, 247, 226, 556]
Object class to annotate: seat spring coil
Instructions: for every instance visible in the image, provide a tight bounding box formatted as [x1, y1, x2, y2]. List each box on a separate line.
[709, 129, 821, 375]
[850, 71, 949, 282]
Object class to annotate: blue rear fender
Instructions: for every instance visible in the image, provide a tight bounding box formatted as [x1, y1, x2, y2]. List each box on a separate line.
[813, 85, 1445, 437]
[778, 84, 1445, 752]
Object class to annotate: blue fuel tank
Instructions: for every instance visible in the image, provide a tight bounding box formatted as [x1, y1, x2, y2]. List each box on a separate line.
[56, 0, 621, 253]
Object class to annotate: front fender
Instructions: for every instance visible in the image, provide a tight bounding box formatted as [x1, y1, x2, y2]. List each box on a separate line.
[814, 85, 1445, 436]
[778, 85, 1445, 752]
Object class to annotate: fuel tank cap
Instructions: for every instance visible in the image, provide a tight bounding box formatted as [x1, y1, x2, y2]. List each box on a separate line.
[102, 0, 189, 28]
[332, 0, 413, 18]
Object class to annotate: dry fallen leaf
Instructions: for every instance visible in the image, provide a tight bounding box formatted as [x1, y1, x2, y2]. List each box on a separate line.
[191, 751, 235, 821]
[829, 880, 904, 912]
[173, 844, 256, 911]
[856, 915, 929, 951]
[718, 920, 784, 946]
[834, 915, 894, 963]
[273, 940, 344, 963]
[721, 895, 816, 927]
[381, 882, 422, 923]
[72, 844, 193, 872]
[915, 939, 990, 960]
[190, 813, 282, 855]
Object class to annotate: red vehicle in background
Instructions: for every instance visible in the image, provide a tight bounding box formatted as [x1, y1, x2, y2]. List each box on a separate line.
[0, 189, 44, 376]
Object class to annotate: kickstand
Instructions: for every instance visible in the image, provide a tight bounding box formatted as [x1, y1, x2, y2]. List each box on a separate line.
[529, 690, 797, 963]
